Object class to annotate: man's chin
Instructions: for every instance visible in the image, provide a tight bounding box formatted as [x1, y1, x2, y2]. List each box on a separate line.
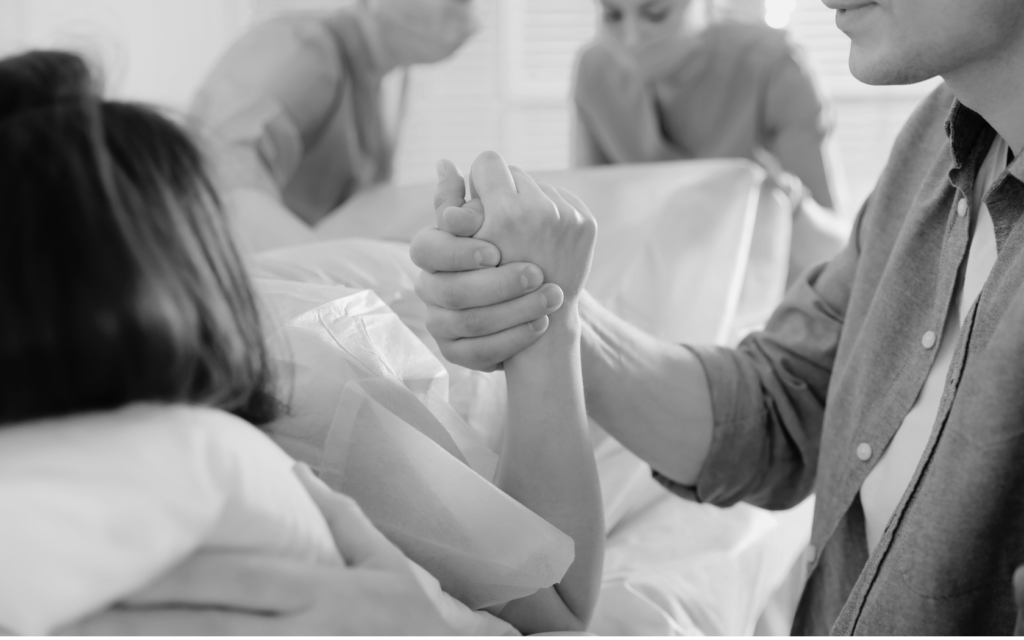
[848, 48, 936, 86]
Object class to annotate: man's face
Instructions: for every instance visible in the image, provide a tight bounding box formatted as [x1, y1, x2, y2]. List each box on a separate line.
[822, 0, 1024, 85]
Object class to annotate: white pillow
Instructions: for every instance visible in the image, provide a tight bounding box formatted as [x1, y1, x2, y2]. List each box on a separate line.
[0, 404, 336, 635]
[0, 403, 517, 636]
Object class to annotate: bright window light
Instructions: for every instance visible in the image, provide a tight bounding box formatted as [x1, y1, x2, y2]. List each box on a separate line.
[765, 0, 795, 28]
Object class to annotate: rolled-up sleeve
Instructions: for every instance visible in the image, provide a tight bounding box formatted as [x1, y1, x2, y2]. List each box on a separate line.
[656, 198, 868, 510]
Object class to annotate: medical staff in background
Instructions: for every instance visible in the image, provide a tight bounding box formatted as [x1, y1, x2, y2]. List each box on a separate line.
[574, 0, 849, 277]
[191, 0, 477, 247]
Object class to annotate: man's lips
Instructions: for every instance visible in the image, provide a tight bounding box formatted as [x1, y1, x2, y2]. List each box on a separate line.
[828, 0, 877, 30]
[822, 0, 875, 9]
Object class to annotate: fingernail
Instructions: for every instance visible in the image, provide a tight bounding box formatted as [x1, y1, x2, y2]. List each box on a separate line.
[436, 160, 446, 181]
[520, 267, 543, 291]
[530, 317, 548, 333]
[543, 288, 562, 311]
[475, 248, 499, 267]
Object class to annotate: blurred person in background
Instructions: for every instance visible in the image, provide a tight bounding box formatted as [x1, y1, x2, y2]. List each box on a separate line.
[574, 0, 849, 278]
[191, 0, 478, 249]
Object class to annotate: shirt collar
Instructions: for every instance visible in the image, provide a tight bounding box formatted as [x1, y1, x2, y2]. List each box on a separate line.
[945, 99, 1024, 184]
[1012, 149, 1024, 184]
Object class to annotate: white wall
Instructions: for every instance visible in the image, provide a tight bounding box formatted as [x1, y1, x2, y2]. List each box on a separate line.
[0, 0, 940, 212]
[0, 0, 250, 110]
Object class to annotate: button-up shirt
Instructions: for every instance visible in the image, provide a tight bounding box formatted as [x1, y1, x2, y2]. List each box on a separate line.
[860, 134, 1006, 553]
[655, 85, 1024, 634]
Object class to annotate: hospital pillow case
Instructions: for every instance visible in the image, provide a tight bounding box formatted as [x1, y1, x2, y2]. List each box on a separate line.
[0, 403, 516, 636]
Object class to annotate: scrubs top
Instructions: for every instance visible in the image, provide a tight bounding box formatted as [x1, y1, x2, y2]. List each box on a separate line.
[192, 9, 394, 225]
[573, 22, 832, 206]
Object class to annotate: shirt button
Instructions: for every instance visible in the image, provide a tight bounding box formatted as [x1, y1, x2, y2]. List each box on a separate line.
[957, 198, 968, 217]
[805, 544, 817, 564]
[921, 330, 936, 349]
[857, 442, 872, 461]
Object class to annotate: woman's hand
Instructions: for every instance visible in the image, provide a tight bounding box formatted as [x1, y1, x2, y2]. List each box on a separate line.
[468, 152, 603, 632]
[409, 158, 566, 371]
[60, 465, 452, 636]
[469, 151, 597, 305]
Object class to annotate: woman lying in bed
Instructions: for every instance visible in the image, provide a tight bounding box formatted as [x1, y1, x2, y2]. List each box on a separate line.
[0, 50, 602, 635]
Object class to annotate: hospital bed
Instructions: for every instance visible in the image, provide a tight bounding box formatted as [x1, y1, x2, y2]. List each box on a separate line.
[247, 159, 815, 635]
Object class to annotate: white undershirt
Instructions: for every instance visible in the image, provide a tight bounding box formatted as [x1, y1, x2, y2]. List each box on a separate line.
[860, 135, 1007, 552]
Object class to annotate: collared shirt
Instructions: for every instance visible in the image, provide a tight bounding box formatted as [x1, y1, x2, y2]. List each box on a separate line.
[860, 134, 1006, 552]
[191, 8, 394, 225]
[655, 85, 1024, 634]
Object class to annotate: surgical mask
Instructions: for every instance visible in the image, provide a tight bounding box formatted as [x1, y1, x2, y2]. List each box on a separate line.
[369, 0, 479, 66]
[598, 0, 701, 83]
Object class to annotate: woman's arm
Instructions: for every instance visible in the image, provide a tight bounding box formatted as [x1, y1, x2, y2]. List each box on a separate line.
[572, 106, 610, 168]
[466, 153, 604, 633]
[495, 304, 604, 634]
[755, 144, 851, 281]
[770, 126, 837, 210]
[760, 49, 852, 278]
[762, 47, 840, 212]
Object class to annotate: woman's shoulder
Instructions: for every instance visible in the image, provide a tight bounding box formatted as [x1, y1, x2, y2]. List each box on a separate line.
[243, 12, 341, 56]
[704, 21, 800, 69]
[201, 12, 345, 93]
[575, 40, 616, 80]
[573, 40, 631, 98]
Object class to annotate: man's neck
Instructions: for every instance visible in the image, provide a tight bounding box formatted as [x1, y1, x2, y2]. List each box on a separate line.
[944, 38, 1024, 156]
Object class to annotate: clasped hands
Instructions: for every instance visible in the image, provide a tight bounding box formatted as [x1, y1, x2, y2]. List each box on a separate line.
[412, 151, 597, 371]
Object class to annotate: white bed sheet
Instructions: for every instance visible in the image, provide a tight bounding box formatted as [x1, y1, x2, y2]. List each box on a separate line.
[245, 159, 812, 635]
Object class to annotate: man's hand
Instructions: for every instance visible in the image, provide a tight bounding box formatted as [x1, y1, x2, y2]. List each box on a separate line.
[410, 158, 565, 372]
[470, 152, 596, 304]
[60, 465, 451, 636]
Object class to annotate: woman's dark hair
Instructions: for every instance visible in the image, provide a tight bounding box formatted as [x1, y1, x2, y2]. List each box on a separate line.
[0, 50, 280, 425]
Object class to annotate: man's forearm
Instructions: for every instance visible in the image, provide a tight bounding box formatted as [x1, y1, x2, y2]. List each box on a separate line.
[578, 292, 714, 487]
